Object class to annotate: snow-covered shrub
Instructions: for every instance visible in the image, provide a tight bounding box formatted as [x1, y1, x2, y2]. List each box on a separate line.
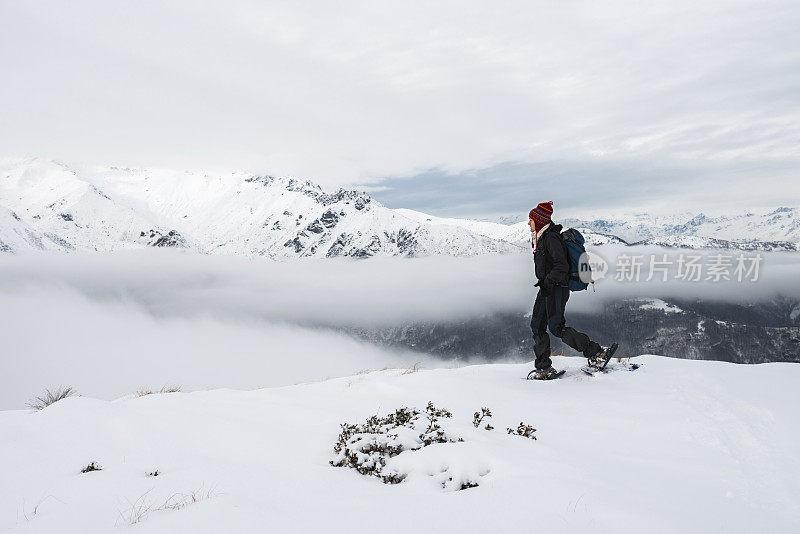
[331, 402, 461, 484]
[419, 401, 458, 446]
[27, 386, 77, 410]
[472, 407, 493, 429]
[507, 422, 537, 440]
[81, 461, 102, 473]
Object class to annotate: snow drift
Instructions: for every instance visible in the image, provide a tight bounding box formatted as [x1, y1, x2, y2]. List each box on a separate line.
[1, 356, 798, 533]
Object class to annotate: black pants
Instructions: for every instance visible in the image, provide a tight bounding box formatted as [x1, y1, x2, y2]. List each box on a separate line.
[530, 286, 601, 370]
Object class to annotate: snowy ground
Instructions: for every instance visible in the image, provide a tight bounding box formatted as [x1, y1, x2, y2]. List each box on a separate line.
[2, 356, 799, 533]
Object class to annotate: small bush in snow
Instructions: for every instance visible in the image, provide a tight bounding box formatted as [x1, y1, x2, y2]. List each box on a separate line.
[27, 386, 77, 410]
[81, 462, 102, 473]
[331, 402, 461, 484]
[507, 422, 537, 440]
[147, 470, 160, 477]
[472, 407, 493, 429]
[420, 401, 457, 446]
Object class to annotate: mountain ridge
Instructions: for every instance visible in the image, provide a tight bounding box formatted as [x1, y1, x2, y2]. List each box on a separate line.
[1, 158, 797, 257]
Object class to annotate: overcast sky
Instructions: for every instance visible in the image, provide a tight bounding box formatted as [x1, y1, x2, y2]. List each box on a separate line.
[1, 1, 798, 218]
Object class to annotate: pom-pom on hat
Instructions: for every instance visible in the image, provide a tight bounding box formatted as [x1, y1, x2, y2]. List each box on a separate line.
[529, 201, 554, 230]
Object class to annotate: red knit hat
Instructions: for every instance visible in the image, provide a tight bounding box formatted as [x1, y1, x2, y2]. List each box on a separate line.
[529, 201, 554, 231]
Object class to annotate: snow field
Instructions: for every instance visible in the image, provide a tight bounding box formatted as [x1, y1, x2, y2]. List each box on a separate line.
[2, 356, 799, 533]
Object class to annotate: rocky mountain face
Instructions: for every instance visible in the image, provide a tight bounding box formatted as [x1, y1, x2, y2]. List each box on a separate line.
[1, 158, 798, 256]
[344, 297, 800, 364]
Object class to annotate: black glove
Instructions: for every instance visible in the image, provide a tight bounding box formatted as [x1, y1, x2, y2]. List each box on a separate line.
[541, 278, 554, 293]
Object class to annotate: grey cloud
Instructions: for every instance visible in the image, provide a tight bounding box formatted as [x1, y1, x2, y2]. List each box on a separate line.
[362, 158, 799, 219]
[1, 1, 798, 191]
[1, 248, 796, 329]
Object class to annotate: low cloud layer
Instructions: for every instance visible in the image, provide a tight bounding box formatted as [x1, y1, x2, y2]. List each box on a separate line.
[1, 248, 797, 330]
[2, 249, 798, 408]
[0, 285, 437, 410]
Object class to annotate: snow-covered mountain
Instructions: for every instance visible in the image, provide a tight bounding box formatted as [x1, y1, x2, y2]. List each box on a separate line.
[397, 208, 799, 251]
[397, 209, 629, 247]
[1, 158, 797, 256]
[560, 210, 800, 249]
[0, 207, 63, 252]
[0, 158, 519, 258]
[463, 209, 800, 250]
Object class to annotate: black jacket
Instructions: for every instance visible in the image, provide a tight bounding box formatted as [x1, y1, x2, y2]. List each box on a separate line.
[534, 223, 569, 288]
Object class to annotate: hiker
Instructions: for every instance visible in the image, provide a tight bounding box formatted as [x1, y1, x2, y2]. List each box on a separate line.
[528, 201, 615, 380]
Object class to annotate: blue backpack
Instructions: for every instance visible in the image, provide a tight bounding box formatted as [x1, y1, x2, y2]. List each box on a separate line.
[560, 228, 592, 291]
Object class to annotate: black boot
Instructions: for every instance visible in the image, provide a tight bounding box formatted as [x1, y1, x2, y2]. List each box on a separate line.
[587, 343, 619, 371]
[527, 366, 565, 380]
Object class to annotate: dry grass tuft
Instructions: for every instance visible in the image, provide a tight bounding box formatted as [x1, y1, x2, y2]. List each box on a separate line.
[27, 386, 77, 410]
[117, 489, 153, 525]
[21, 495, 66, 521]
[401, 362, 422, 375]
[158, 488, 215, 511]
[118, 487, 215, 526]
[136, 385, 182, 397]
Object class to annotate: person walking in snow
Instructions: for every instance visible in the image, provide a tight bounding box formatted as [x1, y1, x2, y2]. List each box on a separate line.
[528, 201, 616, 380]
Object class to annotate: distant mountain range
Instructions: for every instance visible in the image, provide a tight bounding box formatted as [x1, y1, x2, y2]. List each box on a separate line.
[1, 158, 797, 256]
[396, 208, 799, 252]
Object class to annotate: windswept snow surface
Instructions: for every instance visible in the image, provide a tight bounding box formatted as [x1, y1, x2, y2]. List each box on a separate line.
[2, 356, 799, 533]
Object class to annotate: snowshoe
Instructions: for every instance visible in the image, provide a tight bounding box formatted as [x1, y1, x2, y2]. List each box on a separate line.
[527, 367, 566, 381]
[582, 343, 619, 375]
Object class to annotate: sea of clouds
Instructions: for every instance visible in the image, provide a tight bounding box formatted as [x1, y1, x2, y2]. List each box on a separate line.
[1, 247, 798, 409]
